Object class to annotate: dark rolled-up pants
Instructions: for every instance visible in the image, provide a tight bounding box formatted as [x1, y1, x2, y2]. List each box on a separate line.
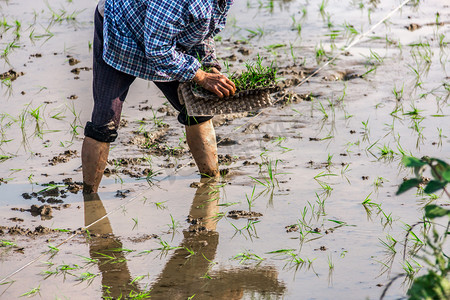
[85, 7, 212, 143]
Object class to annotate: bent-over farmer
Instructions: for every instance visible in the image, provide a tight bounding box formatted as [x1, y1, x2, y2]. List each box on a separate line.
[82, 0, 236, 194]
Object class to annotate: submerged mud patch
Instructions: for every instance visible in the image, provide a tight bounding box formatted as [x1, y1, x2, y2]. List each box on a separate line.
[0, 69, 24, 81]
[48, 150, 78, 165]
[0, 225, 62, 236]
[227, 210, 263, 220]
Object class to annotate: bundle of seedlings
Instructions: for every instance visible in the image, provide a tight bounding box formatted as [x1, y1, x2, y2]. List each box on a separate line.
[178, 57, 277, 116]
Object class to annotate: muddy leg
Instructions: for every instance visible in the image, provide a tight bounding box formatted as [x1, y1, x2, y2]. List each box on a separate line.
[185, 119, 219, 178]
[82, 137, 109, 194]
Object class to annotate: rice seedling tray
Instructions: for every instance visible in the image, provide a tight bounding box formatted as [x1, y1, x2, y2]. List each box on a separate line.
[177, 82, 276, 116]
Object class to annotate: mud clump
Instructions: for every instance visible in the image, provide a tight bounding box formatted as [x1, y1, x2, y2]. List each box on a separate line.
[8, 217, 24, 222]
[0, 225, 57, 236]
[67, 57, 80, 66]
[217, 135, 240, 146]
[272, 90, 308, 105]
[227, 210, 263, 220]
[0, 69, 24, 81]
[108, 158, 144, 166]
[187, 215, 209, 233]
[128, 128, 169, 147]
[30, 204, 53, 219]
[70, 67, 91, 74]
[49, 150, 78, 165]
[238, 47, 251, 55]
[62, 178, 83, 194]
[242, 123, 260, 134]
[285, 224, 299, 232]
[405, 23, 422, 31]
[218, 154, 237, 165]
[115, 189, 132, 198]
[128, 234, 159, 243]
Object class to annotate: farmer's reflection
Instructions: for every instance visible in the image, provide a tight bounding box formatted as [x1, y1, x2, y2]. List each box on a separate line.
[83, 193, 138, 298]
[83, 179, 285, 299]
[150, 178, 286, 299]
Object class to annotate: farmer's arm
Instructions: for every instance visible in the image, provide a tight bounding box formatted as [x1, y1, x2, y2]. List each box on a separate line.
[143, 9, 235, 97]
[187, 37, 221, 71]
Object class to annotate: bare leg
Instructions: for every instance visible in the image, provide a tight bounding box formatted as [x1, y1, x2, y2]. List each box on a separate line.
[82, 136, 109, 194]
[185, 119, 219, 178]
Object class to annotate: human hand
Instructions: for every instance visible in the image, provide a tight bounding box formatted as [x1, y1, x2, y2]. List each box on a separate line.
[193, 69, 236, 98]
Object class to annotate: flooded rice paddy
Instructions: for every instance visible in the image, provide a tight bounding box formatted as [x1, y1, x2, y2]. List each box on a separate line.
[0, 0, 449, 299]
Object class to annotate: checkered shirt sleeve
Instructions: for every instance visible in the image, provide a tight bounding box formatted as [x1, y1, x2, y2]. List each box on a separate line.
[102, 0, 232, 82]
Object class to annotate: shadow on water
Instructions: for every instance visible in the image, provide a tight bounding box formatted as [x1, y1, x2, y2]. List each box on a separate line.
[83, 177, 286, 299]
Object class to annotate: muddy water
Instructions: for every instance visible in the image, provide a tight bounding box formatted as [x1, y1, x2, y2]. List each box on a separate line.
[1, 0, 449, 299]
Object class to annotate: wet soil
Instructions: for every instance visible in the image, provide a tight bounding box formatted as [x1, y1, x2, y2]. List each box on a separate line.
[0, 0, 449, 299]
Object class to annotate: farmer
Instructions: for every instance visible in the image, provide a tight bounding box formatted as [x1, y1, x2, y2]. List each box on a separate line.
[82, 0, 236, 194]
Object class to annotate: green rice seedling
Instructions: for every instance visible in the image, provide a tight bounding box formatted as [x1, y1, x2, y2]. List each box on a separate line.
[360, 118, 370, 142]
[13, 20, 21, 39]
[379, 234, 397, 254]
[76, 272, 99, 284]
[315, 42, 328, 64]
[230, 218, 260, 239]
[245, 26, 264, 39]
[402, 259, 421, 280]
[42, 264, 81, 279]
[1, 240, 16, 247]
[183, 246, 195, 258]
[200, 253, 217, 279]
[245, 185, 257, 211]
[290, 14, 303, 36]
[232, 250, 264, 264]
[29, 104, 45, 138]
[168, 214, 179, 233]
[313, 171, 338, 180]
[319, 0, 328, 17]
[264, 43, 285, 51]
[48, 244, 60, 253]
[154, 201, 167, 210]
[379, 208, 393, 228]
[151, 108, 167, 128]
[362, 192, 380, 208]
[0, 18, 12, 30]
[0, 155, 12, 162]
[130, 275, 145, 285]
[28, 24, 54, 42]
[289, 42, 298, 65]
[315, 193, 327, 216]
[392, 84, 404, 101]
[326, 13, 334, 29]
[250, 155, 281, 189]
[342, 21, 359, 43]
[196, 55, 276, 96]
[373, 176, 387, 192]
[20, 285, 41, 297]
[327, 254, 334, 270]
[403, 103, 423, 119]
[436, 127, 445, 147]
[378, 144, 397, 159]
[94, 252, 128, 264]
[1, 40, 20, 59]
[316, 100, 328, 120]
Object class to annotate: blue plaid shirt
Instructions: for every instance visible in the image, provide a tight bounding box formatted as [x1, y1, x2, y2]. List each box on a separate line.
[103, 0, 233, 82]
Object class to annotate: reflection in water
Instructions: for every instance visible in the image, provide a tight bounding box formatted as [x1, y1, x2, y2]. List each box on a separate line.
[83, 178, 285, 299]
[150, 178, 286, 299]
[83, 193, 139, 298]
